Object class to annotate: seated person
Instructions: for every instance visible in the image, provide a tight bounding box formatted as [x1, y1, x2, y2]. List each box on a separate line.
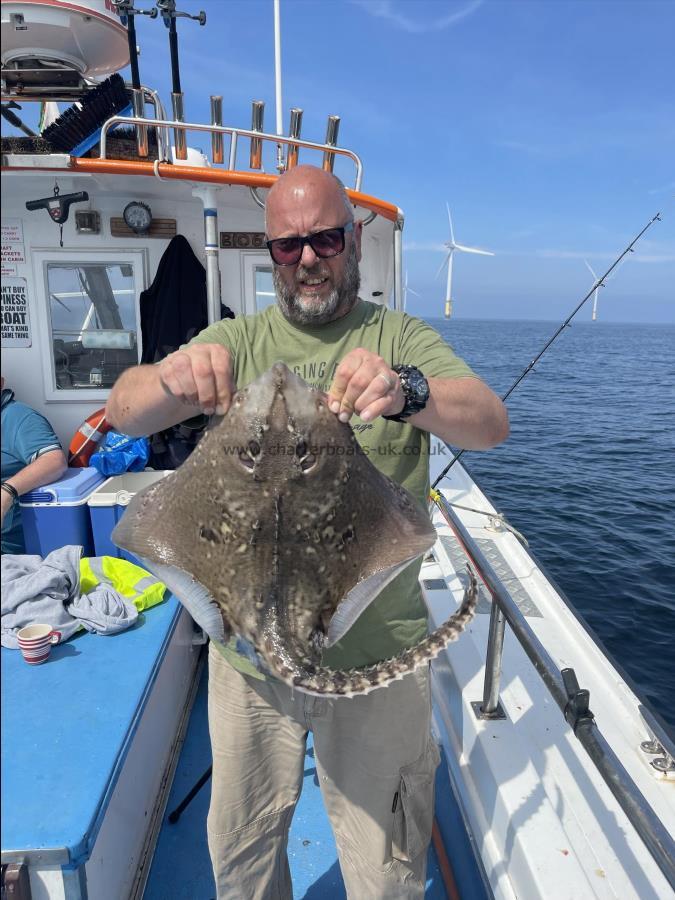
[1, 377, 67, 554]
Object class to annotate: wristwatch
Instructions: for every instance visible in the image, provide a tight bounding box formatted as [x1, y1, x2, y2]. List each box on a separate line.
[383, 365, 430, 423]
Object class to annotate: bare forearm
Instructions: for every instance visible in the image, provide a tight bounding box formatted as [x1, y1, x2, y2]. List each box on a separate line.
[106, 365, 200, 436]
[107, 345, 235, 436]
[410, 376, 509, 450]
[5, 449, 67, 495]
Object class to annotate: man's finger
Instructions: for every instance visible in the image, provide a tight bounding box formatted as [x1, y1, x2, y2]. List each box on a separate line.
[160, 352, 200, 407]
[208, 345, 234, 415]
[336, 362, 396, 422]
[328, 352, 364, 412]
[360, 391, 403, 423]
[352, 370, 398, 417]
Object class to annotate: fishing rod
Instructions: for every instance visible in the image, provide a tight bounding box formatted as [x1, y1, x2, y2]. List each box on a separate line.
[113, 0, 157, 157]
[431, 211, 663, 489]
[156, 0, 206, 161]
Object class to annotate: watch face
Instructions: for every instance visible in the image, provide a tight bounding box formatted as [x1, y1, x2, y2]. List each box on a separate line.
[409, 371, 430, 401]
[123, 201, 152, 234]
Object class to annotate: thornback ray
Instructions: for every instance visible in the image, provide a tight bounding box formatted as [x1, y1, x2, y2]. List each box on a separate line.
[112, 362, 477, 697]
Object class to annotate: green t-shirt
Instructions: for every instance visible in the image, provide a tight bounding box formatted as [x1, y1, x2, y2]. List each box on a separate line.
[189, 299, 476, 676]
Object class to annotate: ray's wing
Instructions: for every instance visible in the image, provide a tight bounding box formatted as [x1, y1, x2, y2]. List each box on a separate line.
[325, 554, 427, 647]
[112, 473, 228, 641]
[323, 458, 437, 646]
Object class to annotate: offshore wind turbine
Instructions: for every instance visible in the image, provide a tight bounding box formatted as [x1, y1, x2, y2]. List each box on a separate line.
[437, 204, 494, 318]
[403, 271, 420, 312]
[585, 259, 600, 321]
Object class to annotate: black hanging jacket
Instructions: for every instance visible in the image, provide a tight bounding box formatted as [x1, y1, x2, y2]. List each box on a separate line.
[140, 234, 208, 364]
[138, 234, 234, 467]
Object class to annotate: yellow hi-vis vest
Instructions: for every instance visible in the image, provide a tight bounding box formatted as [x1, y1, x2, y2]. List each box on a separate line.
[79, 557, 166, 612]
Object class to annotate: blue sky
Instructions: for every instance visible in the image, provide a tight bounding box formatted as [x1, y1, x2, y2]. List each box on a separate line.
[17, 0, 675, 322]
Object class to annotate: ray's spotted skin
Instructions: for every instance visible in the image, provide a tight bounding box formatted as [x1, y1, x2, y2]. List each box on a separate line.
[113, 363, 478, 697]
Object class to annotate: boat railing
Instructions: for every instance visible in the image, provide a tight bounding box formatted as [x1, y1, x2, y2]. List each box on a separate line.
[431, 490, 675, 890]
[98, 114, 364, 191]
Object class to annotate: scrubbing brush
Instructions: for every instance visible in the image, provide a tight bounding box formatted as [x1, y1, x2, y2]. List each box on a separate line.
[42, 74, 132, 156]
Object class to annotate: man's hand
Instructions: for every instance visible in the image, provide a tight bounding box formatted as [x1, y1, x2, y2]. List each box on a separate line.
[328, 349, 404, 423]
[157, 344, 235, 416]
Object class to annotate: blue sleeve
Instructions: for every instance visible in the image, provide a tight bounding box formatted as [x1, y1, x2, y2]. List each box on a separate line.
[14, 408, 62, 465]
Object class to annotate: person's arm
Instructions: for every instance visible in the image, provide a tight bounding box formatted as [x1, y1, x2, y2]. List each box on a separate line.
[106, 343, 235, 436]
[327, 348, 509, 450]
[407, 375, 508, 449]
[1, 448, 67, 526]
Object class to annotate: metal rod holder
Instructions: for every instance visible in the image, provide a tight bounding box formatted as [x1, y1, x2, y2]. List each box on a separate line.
[323, 115, 340, 173]
[98, 114, 364, 191]
[479, 601, 507, 718]
[131, 88, 148, 158]
[171, 91, 187, 160]
[210, 95, 223, 164]
[249, 100, 264, 170]
[286, 108, 303, 169]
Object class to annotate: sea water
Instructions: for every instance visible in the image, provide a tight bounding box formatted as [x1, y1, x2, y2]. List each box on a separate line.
[427, 318, 675, 731]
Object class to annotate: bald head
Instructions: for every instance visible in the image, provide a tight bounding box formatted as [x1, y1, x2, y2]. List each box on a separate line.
[264, 165, 363, 326]
[266, 165, 353, 235]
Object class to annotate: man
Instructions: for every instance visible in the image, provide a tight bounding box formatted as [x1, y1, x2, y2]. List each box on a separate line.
[107, 165, 508, 899]
[1, 378, 67, 554]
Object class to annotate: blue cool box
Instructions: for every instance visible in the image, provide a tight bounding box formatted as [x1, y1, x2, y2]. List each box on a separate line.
[19, 467, 105, 557]
[88, 471, 172, 562]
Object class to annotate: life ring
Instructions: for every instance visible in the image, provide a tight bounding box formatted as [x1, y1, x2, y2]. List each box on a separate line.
[68, 408, 113, 467]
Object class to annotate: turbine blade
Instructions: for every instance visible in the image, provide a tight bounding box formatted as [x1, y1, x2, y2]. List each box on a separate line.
[408, 288, 421, 297]
[584, 259, 598, 279]
[454, 244, 494, 256]
[446, 203, 455, 244]
[435, 252, 451, 281]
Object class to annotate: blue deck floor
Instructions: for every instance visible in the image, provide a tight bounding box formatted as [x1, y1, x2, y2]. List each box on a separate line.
[144, 663, 448, 899]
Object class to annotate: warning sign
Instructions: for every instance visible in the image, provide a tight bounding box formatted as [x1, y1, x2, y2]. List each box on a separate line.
[1, 278, 32, 347]
[1, 218, 26, 266]
[1, 244, 26, 266]
[1, 219, 23, 244]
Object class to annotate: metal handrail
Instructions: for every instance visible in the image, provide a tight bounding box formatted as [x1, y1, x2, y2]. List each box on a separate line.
[0, 83, 171, 161]
[98, 115, 364, 191]
[431, 491, 675, 890]
[140, 86, 170, 162]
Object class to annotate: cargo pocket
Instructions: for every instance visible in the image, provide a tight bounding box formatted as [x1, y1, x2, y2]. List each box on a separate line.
[391, 739, 441, 862]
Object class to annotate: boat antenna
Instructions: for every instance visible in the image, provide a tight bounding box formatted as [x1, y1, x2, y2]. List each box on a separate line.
[156, 0, 206, 160]
[431, 211, 663, 489]
[274, 0, 284, 172]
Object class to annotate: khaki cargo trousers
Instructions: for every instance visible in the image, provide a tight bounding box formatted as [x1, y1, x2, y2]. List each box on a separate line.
[206, 643, 440, 900]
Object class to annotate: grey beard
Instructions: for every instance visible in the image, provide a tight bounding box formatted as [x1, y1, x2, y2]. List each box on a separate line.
[273, 241, 361, 326]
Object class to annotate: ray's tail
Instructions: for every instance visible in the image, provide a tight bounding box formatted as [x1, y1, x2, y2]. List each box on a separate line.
[285, 567, 479, 697]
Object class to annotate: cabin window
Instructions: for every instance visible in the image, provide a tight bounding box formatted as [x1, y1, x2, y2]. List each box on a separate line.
[241, 253, 276, 314]
[255, 268, 275, 311]
[33, 248, 147, 402]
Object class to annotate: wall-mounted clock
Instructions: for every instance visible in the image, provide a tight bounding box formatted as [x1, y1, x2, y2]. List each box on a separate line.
[123, 201, 153, 234]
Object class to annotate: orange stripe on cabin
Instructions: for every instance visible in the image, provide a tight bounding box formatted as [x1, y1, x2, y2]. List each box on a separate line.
[2, 158, 400, 223]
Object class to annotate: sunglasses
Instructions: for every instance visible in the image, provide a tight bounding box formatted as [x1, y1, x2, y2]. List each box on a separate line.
[266, 221, 354, 266]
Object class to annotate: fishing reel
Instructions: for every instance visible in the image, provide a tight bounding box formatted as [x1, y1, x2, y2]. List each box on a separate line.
[156, 0, 206, 27]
